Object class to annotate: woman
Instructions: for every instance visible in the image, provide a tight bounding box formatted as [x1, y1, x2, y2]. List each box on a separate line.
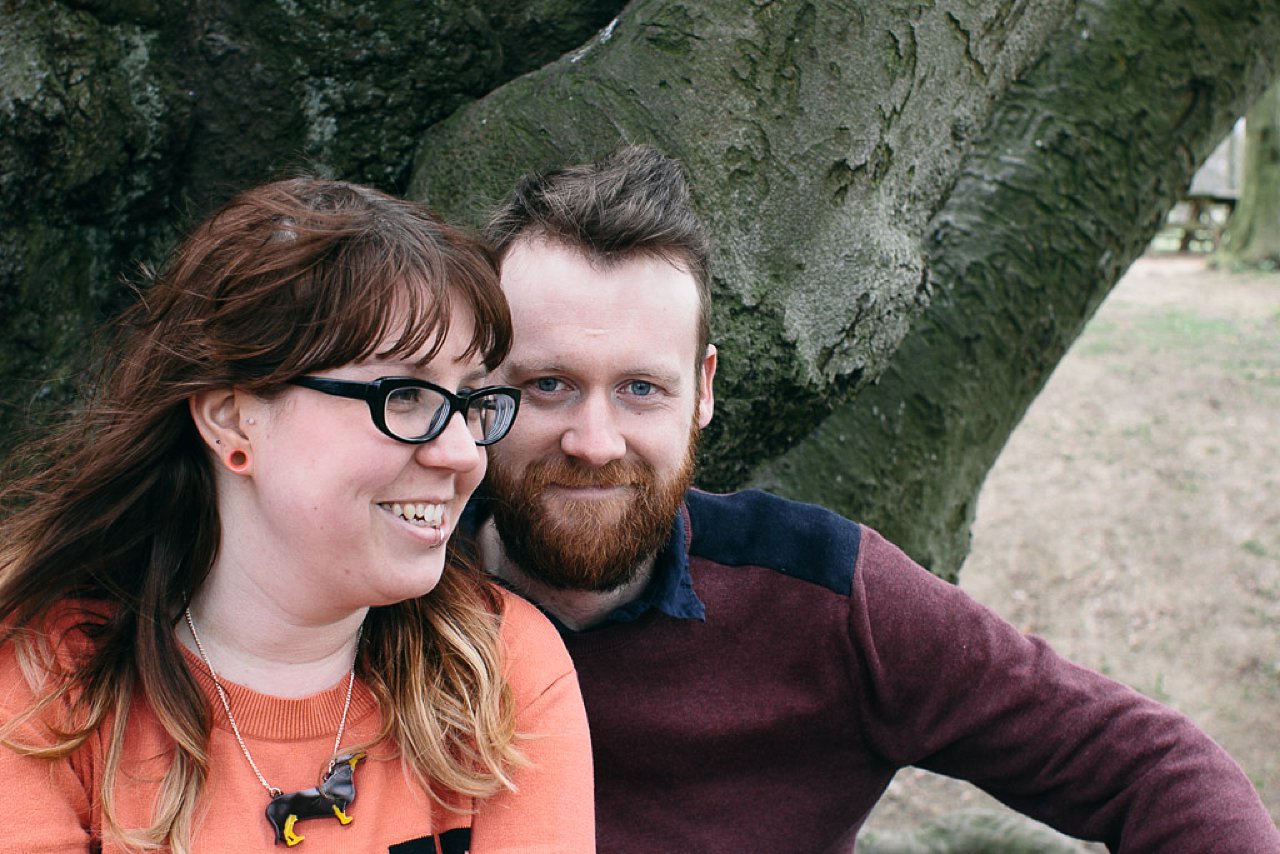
[0, 178, 594, 851]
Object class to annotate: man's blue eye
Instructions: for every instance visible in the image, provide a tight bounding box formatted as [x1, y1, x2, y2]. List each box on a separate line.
[629, 381, 654, 396]
[534, 378, 560, 392]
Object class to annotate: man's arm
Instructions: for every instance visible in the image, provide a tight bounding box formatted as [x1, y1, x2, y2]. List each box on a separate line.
[848, 526, 1278, 851]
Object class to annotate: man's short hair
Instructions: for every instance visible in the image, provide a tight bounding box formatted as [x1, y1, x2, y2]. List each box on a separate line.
[485, 145, 712, 355]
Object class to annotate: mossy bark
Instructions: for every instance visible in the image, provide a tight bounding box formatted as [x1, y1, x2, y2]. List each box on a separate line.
[0, 0, 623, 454]
[0, 2, 187, 446]
[409, 0, 1280, 579]
[409, 0, 1075, 492]
[751, 0, 1280, 577]
[5, 1, 1280, 582]
[1215, 76, 1280, 268]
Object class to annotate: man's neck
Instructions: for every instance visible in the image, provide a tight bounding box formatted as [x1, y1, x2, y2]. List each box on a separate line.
[477, 520, 655, 631]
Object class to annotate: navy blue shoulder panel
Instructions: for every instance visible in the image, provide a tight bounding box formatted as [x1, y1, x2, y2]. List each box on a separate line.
[684, 489, 860, 596]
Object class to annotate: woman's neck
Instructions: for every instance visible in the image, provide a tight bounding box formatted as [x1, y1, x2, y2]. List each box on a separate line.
[180, 576, 367, 698]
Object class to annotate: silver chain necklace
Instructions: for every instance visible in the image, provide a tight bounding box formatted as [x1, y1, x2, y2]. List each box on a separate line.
[183, 608, 361, 796]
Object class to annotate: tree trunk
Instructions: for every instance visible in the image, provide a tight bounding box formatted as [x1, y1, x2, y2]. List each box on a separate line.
[409, 0, 1280, 578]
[1215, 76, 1280, 268]
[5, 2, 1280, 577]
[752, 0, 1280, 577]
[0, 0, 624, 456]
[409, 0, 1076, 489]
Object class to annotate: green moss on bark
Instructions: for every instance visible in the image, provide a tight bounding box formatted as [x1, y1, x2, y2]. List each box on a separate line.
[0, 1, 626, 461]
[751, 0, 1280, 577]
[1215, 78, 1280, 269]
[409, 0, 1072, 493]
[1, 3, 184, 442]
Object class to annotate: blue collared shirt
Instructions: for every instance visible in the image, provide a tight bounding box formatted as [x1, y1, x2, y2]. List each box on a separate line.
[588, 504, 705, 627]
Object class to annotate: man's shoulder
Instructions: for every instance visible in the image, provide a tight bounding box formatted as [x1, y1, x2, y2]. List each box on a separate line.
[683, 489, 863, 595]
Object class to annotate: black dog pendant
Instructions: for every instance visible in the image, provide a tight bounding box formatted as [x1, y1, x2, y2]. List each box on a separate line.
[266, 752, 366, 846]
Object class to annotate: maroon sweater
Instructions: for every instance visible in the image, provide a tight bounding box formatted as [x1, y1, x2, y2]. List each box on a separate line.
[552, 489, 1277, 853]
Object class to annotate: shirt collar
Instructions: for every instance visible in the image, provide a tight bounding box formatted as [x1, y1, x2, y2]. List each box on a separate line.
[593, 501, 705, 627]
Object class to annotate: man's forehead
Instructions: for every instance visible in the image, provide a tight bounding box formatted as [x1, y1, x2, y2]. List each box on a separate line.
[501, 238, 697, 298]
[498, 237, 703, 369]
[503, 346, 688, 380]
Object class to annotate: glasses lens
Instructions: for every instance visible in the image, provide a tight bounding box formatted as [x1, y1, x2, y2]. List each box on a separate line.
[384, 385, 450, 441]
[467, 391, 517, 444]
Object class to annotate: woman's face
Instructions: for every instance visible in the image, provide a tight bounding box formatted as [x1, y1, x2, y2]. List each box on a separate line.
[217, 305, 490, 619]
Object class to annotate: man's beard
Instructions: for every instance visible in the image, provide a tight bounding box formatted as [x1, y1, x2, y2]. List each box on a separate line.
[487, 421, 699, 593]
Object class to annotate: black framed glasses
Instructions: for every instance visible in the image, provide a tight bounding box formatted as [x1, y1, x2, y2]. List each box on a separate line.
[288, 376, 520, 445]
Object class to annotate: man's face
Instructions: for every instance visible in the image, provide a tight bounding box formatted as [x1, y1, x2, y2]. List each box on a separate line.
[486, 238, 716, 592]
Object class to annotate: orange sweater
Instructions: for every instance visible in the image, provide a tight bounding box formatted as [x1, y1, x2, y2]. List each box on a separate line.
[0, 590, 594, 853]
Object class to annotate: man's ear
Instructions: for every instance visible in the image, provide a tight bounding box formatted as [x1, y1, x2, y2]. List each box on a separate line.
[697, 344, 717, 429]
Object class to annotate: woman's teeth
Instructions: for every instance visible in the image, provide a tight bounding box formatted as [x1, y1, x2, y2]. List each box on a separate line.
[382, 502, 444, 527]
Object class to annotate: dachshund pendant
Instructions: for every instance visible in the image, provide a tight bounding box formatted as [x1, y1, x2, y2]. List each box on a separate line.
[265, 752, 365, 847]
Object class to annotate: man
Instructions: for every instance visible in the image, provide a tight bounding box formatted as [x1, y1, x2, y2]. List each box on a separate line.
[468, 146, 1279, 852]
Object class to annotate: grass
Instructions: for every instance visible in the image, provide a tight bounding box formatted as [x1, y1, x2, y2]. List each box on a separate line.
[1227, 357, 1280, 386]
[1147, 673, 1172, 704]
[1242, 539, 1268, 558]
[1136, 311, 1238, 343]
[1079, 310, 1280, 388]
[1076, 311, 1237, 357]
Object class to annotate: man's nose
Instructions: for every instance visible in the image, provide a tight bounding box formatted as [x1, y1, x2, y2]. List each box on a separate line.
[560, 394, 626, 466]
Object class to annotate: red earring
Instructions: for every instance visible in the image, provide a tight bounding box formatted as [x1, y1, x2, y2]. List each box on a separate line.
[224, 448, 250, 473]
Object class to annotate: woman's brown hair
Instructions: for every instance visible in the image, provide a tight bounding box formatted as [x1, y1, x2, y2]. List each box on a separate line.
[0, 178, 520, 850]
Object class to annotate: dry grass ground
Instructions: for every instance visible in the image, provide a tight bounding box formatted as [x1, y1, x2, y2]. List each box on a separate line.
[859, 254, 1280, 849]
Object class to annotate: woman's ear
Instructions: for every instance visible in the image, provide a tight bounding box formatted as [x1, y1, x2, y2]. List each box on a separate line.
[190, 389, 254, 474]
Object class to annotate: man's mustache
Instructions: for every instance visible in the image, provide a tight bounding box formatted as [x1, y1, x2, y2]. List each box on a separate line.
[529, 459, 651, 491]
